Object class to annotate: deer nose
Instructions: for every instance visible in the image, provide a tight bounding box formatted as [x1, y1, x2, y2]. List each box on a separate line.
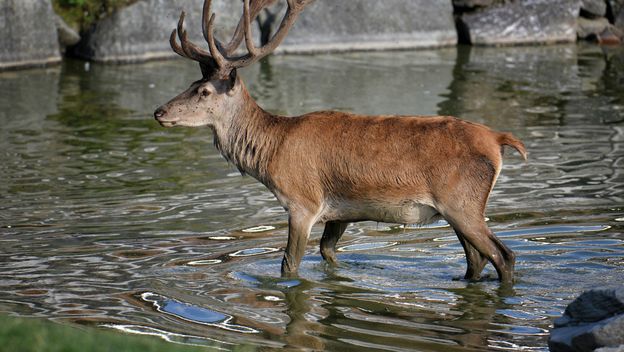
[154, 107, 166, 120]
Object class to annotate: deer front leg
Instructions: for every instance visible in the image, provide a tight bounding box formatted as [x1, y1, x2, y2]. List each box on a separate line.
[281, 212, 316, 276]
[320, 221, 349, 265]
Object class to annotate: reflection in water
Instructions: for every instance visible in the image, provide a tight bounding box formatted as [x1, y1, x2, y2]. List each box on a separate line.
[140, 292, 258, 333]
[282, 281, 326, 351]
[230, 247, 281, 257]
[0, 45, 623, 351]
[105, 324, 233, 350]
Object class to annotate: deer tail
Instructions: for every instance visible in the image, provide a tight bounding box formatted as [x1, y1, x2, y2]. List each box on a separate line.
[498, 132, 527, 161]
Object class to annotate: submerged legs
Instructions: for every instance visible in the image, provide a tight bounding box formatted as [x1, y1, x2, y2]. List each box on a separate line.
[280, 204, 514, 283]
[282, 216, 349, 275]
[456, 231, 489, 280]
[281, 217, 349, 276]
[320, 221, 349, 264]
[445, 212, 515, 283]
[281, 212, 315, 276]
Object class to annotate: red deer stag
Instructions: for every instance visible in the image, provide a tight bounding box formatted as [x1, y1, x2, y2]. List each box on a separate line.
[154, 0, 527, 283]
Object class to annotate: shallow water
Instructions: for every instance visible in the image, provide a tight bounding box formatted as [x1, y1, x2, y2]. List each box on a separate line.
[1, 44, 623, 351]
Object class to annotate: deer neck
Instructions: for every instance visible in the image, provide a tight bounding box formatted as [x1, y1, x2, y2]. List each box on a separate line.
[211, 82, 284, 184]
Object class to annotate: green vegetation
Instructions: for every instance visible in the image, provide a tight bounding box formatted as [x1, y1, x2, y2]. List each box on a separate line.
[52, 0, 138, 32]
[0, 315, 208, 352]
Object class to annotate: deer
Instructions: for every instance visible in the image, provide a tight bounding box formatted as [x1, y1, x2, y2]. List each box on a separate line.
[153, 0, 527, 283]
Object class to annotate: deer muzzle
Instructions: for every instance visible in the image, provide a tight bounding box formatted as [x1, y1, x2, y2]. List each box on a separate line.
[154, 107, 179, 128]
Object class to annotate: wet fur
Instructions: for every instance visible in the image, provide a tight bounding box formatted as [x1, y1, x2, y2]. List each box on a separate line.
[157, 78, 527, 283]
[155, 0, 527, 284]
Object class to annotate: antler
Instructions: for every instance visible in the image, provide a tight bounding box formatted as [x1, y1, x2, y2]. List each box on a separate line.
[170, 0, 313, 79]
[222, 0, 279, 55]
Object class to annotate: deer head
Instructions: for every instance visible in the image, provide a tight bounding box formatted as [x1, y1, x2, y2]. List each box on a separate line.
[154, 0, 312, 128]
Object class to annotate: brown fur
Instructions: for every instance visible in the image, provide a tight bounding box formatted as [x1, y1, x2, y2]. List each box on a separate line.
[155, 78, 526, 283]
[155, 0, 527, 283]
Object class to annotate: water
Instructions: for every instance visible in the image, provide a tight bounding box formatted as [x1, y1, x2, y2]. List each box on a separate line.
[1, 43, 623, 351]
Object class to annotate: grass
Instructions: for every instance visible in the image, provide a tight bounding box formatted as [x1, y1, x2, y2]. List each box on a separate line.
[52, 0, 139, 32]
[0, 315, 212, 352]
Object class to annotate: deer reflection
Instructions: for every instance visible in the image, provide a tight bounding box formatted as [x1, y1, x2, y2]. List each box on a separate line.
[448, 283, 516, 349]
[278, 268, 516, 351]
[281, 280, 327, 351]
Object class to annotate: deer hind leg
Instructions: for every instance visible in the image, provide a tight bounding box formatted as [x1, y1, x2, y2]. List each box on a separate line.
[320, 221, 349, 265]
[445, 212, 515, 283]
[455, 230, 488, 280]
[281, 211, 317, 276]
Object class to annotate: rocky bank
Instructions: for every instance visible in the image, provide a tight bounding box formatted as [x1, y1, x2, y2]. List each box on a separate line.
[1, 0, 624, 70]
[550, 288, 624, 352]
[0, 0, 62, 70]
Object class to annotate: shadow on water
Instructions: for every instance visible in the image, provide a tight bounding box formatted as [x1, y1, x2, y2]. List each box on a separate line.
[0, 44, 623, 351]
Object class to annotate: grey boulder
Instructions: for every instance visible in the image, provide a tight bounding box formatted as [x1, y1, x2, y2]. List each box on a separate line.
[452, 0, 498, 9]
[457, 0, 581, 45]
[581, 0, 607, 17]
[55, 14, 81, 49]
[278, 0, 457, 53]
[0, 0, 61, 70]
[549, 288, 624, 352]
[614, 2, 624, 33]
[74, 0, 240, 63]
[577, 17, 611, 39]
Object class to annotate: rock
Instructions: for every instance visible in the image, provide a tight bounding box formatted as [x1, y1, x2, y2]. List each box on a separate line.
[0, 0, 61, 70]
[549, 288, 624, 352]
[566, 315, 624, 351]
[557, 289, 624, 325]
[594, 26, 623, 44]
[278, 0, 457, 53]
[74, 0, 240, 63]
[582, 315, 624, 351]
[453, 0, 498, 10]
[596, 346, 624, 352]
[608, 0, 624, 21]
[581, 0, 607, 17]
[457, 0, 581, 46]
[55, 14, 81, 49]
[453, 0, 496, 7]
[577, 17, 611, 39]
[614, 4, 624, 33]
[609, 0, 624, 13]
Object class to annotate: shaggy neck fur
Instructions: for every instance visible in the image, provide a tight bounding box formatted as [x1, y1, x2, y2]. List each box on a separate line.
[212, 83, 285, 185]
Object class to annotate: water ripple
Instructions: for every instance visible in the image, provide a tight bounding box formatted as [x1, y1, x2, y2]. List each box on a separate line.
[140, 292, 258, 334]
[104, 324, 232, 350]
[1, 45, 623, 351]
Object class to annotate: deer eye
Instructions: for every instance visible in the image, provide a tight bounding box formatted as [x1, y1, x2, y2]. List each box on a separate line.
[199, 88, 211, 97]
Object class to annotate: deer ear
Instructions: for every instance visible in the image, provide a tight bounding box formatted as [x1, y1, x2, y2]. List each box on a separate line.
[200, 63, 215, 79]
[226, 69, 238, 96]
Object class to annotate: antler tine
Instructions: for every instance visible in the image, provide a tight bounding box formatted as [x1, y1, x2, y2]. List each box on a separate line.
[204, 12, 228, 72]
[230, 0, 311, 69]
[263, 0, 313, 52]
[223, 0, 278, 55]
[174, 11, 214, 65]
[169, 12, 191, 59]
[243, 0, 260, 56]
[171, 0, 310, 78]
[201, 0, 227, 69]
[170, 29, 187, 58]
